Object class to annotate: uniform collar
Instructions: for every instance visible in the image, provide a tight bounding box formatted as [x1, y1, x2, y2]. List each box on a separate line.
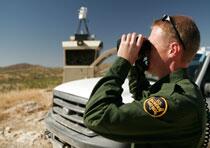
[168, 68, 188, 83]
[149, 68, 188, 93]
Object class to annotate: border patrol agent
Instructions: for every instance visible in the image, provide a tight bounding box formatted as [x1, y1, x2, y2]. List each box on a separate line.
[84, 15, 206, 148]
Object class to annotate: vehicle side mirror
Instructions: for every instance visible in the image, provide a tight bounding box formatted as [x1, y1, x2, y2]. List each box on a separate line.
[204, 83, 210, 97]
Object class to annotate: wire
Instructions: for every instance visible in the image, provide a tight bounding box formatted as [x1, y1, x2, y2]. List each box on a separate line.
[202, 97, 210, 148]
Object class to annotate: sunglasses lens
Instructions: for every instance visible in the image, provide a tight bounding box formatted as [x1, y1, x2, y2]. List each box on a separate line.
[162, 15, 167, 21]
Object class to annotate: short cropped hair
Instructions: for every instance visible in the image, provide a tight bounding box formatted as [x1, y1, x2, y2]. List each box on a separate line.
[152, 15, 200, 63]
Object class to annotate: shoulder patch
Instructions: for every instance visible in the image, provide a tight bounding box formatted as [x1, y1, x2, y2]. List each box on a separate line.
[143, 96, 168, 118]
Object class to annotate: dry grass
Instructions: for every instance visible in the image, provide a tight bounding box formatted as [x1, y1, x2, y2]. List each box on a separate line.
[0, 89, 52, 109]
[0, 89, 52, 121]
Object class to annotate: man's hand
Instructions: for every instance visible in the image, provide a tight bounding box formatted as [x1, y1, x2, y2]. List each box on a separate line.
[117, 32, 143, 65]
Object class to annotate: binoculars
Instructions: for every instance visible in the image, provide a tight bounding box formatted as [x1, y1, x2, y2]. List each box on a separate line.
[117, 37, 152, 70]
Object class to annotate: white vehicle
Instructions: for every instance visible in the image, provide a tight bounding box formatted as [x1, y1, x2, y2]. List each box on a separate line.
[45, 48, 210, 148]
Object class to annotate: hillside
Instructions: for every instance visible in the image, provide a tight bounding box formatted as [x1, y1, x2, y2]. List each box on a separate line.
[0, 63, 63, 92]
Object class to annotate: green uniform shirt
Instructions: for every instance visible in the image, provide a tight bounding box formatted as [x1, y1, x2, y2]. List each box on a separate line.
[84, 57, 206, 148]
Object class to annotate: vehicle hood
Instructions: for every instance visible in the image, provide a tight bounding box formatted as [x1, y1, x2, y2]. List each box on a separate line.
[54, 77, 134, 104]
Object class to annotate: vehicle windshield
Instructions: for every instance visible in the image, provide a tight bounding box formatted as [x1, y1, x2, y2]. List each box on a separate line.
[187, 53, 206, 81]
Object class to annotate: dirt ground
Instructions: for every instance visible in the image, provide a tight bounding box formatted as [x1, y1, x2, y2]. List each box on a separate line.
[0, 89, 52, 148]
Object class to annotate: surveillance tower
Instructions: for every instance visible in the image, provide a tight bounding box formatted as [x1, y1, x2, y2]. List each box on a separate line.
[76, 6, 89, 35]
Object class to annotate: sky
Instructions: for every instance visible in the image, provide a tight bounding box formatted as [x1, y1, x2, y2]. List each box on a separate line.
[0, 0, 210, 67]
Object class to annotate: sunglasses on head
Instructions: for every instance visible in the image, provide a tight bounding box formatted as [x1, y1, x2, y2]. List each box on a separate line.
[161, 14, 185, 50]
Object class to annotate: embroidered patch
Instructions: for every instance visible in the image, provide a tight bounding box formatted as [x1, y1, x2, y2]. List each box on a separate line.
[143, 96, 168, 117]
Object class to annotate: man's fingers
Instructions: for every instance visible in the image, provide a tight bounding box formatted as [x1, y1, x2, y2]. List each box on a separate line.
[121, 34, 126, 42]
[126, 33, 131, 42]
[130, 32, 137, 44]
[136, 34, 143, 47]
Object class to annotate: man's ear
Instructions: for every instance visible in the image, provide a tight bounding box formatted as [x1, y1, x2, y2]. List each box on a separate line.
[168, 42, 181, 58]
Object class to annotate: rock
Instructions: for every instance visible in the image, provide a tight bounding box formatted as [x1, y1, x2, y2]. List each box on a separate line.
[5, 127, 12, 134]
[2, 126, 17, 139]
[0, 128, 5, 140]
[0, 127, 4, 135]
[3, 101, 43, 115]
[16, 131, 37, 144]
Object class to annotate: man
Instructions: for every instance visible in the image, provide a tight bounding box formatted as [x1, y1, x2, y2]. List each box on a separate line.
[84, 15, 206, 148]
